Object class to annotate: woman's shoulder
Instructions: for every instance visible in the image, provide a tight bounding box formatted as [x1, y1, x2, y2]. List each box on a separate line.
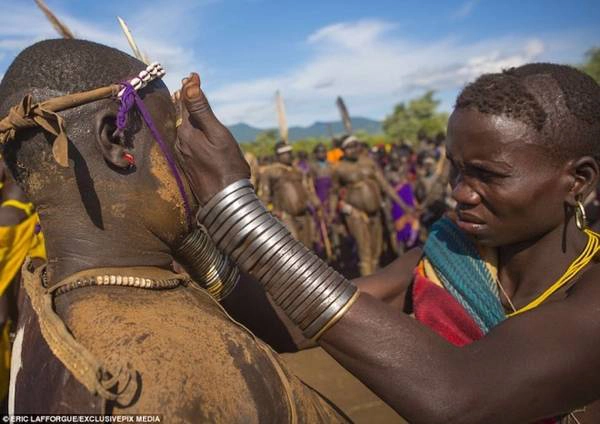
[569, 260, 600, 296]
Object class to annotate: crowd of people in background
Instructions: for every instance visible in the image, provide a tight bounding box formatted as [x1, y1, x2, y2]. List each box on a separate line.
[243, 131, 452, 278]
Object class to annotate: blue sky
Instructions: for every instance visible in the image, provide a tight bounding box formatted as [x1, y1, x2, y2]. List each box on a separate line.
[0, 0, 599, 127]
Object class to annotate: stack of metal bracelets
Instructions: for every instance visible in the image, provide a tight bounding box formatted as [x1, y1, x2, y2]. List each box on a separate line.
[197, 179, 359, 340]
[175, 227, 240, 301]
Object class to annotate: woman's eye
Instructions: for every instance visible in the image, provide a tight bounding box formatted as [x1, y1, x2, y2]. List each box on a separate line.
[472, 168, 501, 182]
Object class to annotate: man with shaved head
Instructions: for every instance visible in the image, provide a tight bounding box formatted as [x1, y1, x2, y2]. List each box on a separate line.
[0, 39, 347, 421]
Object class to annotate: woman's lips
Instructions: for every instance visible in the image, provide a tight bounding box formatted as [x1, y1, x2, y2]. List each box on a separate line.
[457, 212, 485, 224]
[456, 212, 487, 234]
[456, 219, 487, 234]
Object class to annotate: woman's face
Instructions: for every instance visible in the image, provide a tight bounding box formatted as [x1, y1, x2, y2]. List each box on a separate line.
[447, 108, 572, 247]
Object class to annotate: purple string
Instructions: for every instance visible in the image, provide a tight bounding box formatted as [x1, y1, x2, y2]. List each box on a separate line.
[118, 82, 193, 228]
[116, 84, 136, 133]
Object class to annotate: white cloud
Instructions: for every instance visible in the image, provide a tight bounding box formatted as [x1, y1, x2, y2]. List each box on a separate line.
[307, 20, 396, 50]
[207, 19, 562, 126]
[451, 0, 480, 20]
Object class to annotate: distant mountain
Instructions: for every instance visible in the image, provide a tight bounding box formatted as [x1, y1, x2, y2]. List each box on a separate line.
[227, 123, 262, 142]
[228, 117, 382, 143]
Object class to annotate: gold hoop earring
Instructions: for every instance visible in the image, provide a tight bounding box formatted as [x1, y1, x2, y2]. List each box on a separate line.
[575, 200, 587, 231]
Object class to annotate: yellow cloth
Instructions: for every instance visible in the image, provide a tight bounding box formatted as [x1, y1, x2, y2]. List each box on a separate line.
[0, 199, 45, 400]
[1, 199, 34, 216]
[0, 320, 11, 401]
[0, 208, 46, 296]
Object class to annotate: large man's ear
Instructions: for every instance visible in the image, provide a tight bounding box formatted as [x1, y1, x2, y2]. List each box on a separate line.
[566, 156, 599, 205]
[94, 108, 132, 169]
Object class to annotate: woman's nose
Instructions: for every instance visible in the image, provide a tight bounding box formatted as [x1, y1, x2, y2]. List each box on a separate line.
[451, 175, 481, 206]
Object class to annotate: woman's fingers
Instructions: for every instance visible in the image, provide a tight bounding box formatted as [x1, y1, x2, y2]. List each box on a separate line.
[176, 72, 251, 205]
[181, 73, 229, 144]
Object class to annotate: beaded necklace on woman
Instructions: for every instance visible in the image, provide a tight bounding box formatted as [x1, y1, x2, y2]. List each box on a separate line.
[496, 204, 599, 316]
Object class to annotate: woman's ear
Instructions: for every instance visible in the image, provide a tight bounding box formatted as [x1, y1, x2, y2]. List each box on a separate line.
[94, 109, 133, 169]
[566, 156, 599, 205]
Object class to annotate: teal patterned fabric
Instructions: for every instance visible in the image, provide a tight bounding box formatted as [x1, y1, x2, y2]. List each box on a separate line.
[423, 217, 505, 333]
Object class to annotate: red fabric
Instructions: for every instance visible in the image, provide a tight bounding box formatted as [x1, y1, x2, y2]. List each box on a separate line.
[412, 271, 484, 347]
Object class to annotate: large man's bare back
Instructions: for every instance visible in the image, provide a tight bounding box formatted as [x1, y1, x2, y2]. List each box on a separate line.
[13, 268, 346, 422]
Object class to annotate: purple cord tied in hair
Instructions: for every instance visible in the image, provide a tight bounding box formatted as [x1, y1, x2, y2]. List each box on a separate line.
[117, 82, 193, 227]
[116, 84, 136, 134]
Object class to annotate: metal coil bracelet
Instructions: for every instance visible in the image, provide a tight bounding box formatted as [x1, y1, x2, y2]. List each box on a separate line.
[175, 227, 240, 301]
[197, 179, 359, 340]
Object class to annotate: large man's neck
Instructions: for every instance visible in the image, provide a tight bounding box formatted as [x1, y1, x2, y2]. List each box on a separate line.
[40, 211, 174, 287]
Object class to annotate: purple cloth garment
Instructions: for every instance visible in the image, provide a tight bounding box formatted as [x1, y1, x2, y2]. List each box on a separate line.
[314, 175, 332, 205]
[391, 181, 418, 247]
[296, 159, 310, 176]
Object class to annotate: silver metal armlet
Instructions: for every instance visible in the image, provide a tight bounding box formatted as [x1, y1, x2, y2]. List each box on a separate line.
[198, 179, 358, 339]
[175, 228, 240, 301]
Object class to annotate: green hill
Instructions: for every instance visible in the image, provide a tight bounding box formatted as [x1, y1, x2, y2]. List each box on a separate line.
[228, 117, 382, 142]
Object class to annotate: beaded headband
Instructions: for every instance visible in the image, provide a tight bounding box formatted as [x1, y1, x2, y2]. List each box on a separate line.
[341, 135, 359, 148]
[0, 62, 192, 227]
[0, 62, 164, 166]
[276, 144, 293, 154]
[118, 62, 165, 97]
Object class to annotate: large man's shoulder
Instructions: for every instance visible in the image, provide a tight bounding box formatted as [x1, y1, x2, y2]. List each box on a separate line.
[261, 163, 286, 178]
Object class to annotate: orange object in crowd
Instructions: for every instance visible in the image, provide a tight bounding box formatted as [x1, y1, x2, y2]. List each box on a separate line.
[327, 148, 344, 163]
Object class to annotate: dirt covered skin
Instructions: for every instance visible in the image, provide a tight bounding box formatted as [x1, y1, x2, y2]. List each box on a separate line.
[334, 160, 383, 215]
[15, 267, 347, 423]
[260, 163, 311, 217]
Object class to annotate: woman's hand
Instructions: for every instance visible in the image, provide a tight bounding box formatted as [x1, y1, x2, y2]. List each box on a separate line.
[176, 73, 250, 205]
